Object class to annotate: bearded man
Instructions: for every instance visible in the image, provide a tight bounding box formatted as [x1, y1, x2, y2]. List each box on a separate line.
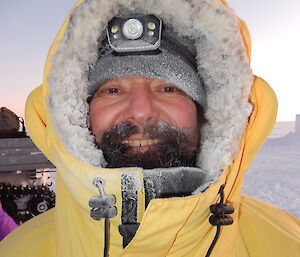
[1, 1, 300, 257]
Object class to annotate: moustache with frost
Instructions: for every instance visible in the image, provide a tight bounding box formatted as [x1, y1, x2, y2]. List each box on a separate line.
[96, 121, 199, 169]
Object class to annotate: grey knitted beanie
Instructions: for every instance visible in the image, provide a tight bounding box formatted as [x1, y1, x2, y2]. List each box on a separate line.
[88, 22, 206, 106]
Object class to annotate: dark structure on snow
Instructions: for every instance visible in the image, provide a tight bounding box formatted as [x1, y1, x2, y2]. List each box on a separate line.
[0, 107, 55, 225]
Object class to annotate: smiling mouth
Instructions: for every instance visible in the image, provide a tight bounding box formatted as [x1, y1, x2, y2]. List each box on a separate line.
[121, 139, 160, 147]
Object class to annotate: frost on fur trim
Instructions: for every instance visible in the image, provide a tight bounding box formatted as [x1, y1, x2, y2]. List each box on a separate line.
[46, 0, 253, 178]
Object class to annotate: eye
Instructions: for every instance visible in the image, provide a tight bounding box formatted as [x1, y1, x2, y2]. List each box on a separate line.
[105, 87, 120, 94]
[160, 85, 178, 93]
[92, 82, 124, 100]
[96, 86, 121, 96]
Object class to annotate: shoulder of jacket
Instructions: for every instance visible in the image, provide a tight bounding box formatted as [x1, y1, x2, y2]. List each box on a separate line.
[0, 208, 56, 257]
[238, 195, 300, 256]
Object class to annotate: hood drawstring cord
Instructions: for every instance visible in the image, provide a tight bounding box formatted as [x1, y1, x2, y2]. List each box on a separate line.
[205, 184, 234, 257]
[89, 177, 117, 257]
[89, 180, 233, 257]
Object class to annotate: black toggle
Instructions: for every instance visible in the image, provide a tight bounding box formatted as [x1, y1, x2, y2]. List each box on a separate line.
[205, 184, 234, 257]
[210, 203, 234, 215]
[209, 214, 233, 226]
[208, 184, 234, 227]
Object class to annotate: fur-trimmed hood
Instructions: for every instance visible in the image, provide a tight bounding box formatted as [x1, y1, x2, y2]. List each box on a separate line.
[46, 0, 253, 180]
[4, 1, 298, 257]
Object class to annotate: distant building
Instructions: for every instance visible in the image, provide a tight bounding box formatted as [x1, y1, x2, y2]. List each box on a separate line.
[296, 114, 300, 135]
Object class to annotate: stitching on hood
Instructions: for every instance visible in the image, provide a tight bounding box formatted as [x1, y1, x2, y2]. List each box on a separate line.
[47, 0, 253, 179]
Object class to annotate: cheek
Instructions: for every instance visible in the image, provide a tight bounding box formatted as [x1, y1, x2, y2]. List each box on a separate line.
[89, 102, 121, 141]
[161, 98, 198, 136]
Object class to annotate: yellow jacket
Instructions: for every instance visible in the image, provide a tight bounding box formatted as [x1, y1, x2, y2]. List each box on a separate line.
[1, 0, 300, 256]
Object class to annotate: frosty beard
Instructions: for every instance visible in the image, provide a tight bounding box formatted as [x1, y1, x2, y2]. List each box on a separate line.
[97, 122, 199, 169]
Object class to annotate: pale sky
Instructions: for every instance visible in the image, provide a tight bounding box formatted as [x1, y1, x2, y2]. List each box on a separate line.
[1, 0, 299, 121]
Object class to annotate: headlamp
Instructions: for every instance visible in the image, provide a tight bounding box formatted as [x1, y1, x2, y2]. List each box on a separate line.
[122, 19, 144, 40]
[107, 15, 162, 53]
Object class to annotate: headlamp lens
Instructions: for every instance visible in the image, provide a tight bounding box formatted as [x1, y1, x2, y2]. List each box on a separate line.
[111, 26, 119, 34]
[148, 22, 156, 31]
[122, 19, 143, 40]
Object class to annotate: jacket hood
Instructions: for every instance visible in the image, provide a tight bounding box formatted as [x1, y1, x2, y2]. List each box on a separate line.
[43, 0, 254, 179]
[23, 1, 280, 256]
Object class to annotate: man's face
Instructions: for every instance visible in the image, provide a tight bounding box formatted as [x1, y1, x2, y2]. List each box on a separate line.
[90, 76, 200, 168]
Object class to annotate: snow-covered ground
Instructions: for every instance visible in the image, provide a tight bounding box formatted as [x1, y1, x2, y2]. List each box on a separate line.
[242, 121, 300, 219]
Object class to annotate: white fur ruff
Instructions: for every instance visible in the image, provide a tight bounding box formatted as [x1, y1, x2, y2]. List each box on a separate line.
[47, 0, 253, 179]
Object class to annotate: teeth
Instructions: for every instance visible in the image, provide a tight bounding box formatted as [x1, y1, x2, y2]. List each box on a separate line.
[122, 139, 160, 147]
[132, 141, 140, 147]
[141, 139, 148, 146]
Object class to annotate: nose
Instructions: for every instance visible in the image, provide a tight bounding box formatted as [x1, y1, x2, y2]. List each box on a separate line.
[125, 83, 159, 126]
